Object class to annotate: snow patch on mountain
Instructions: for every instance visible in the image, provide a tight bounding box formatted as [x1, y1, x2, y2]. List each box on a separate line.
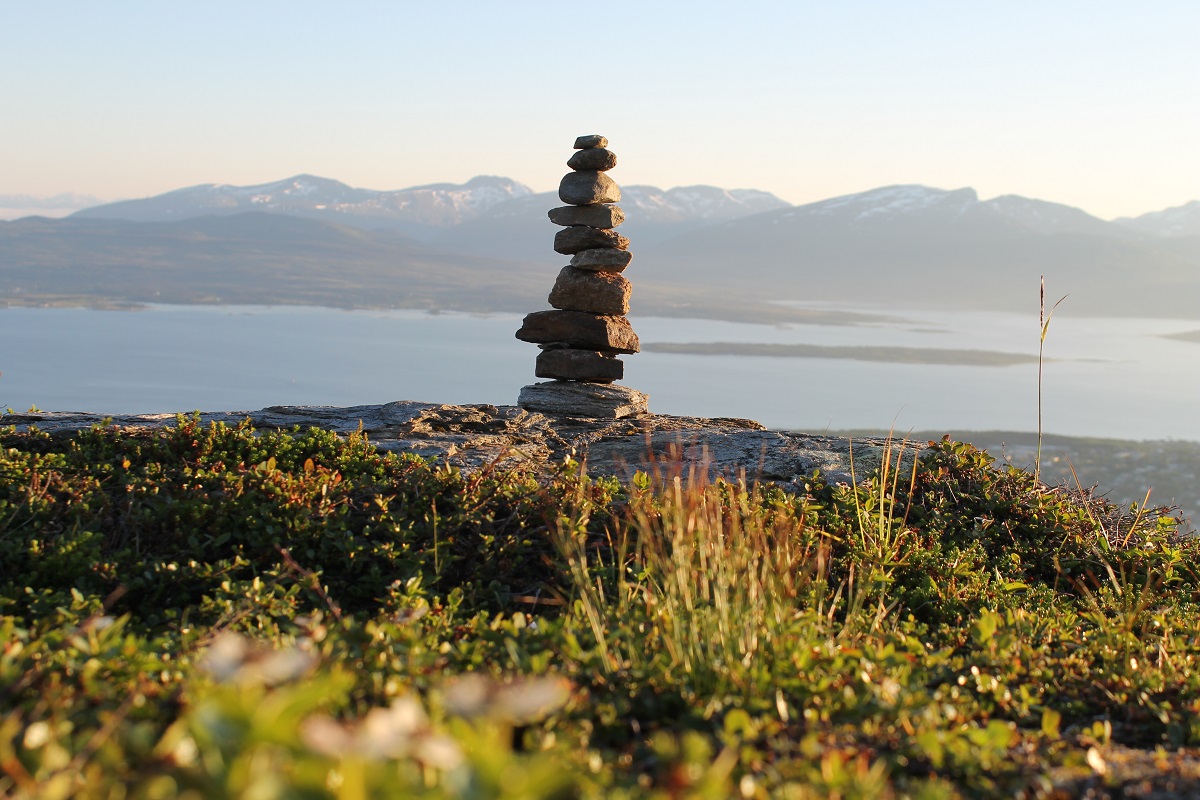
[778, 185, 979, 223]
[73, 175, 535, 227]
[620, 185, 789, 223]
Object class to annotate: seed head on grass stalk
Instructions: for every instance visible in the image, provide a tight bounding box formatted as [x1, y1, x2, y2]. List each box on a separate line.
[1036, 276, 1068, 484]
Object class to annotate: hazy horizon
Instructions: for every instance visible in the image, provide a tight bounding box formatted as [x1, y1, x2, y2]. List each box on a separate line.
[2, 1, 1197, 221]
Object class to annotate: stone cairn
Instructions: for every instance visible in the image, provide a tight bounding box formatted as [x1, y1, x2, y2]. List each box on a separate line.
[515, 135, 650, 418]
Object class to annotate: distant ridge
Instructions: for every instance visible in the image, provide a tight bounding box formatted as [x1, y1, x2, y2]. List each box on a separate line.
[72, 175, 536, 240]
[4, 178, 1197, 320]
[1115, 200, 1200, 237]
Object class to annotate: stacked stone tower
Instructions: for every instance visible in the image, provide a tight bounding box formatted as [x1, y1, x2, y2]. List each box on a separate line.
[515, 135, 649, 418]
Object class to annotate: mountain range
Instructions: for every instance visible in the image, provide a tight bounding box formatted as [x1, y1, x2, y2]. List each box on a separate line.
[2, 175, 1197, 321]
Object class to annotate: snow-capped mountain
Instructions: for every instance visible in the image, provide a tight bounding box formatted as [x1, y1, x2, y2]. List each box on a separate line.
[639, 184, 1200, 318]
[620, 185, 789, 224]
[748, 184, 1152, 240]
[1115, 200, 1200, 237]
[425, 183, 791, 261]
[72, 174, 535, 236]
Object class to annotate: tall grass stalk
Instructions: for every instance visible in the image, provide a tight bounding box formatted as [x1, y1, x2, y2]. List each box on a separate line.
[1036, 276, 1068, 484]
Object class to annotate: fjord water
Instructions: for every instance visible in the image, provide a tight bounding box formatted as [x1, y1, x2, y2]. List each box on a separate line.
[2, 304, 1197, 442]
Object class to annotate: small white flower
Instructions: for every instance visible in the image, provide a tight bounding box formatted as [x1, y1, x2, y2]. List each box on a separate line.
[23, 721, 50, 749]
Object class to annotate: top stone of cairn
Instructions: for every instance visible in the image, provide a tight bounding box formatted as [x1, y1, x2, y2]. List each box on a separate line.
[573, 134, 608, 149]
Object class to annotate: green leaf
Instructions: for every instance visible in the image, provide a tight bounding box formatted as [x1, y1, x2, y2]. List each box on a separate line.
[1041, 708, 1062, 739]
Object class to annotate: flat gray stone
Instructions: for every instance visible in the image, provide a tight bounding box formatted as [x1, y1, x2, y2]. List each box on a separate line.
[553, 226, 630, 255]
[567, 148, 617, 171]
[548, 266, 631, 315]
[570, 248, 633, 272]
[515, 309, 639, 353]
[559, 171, 620, 205]
[2, 402, 915, 485]
[548, 204, 624, 228]
[518, 381, 648, 418]
[535, 348, 623, 383]
[573, 134, 608, 149]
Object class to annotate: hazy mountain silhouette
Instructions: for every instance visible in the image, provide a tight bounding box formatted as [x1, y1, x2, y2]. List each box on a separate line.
[0, 191, 106, 219]
[0, 212, 548, 312]
[1115, 200, 1200, 237]
[5, 177, 1197, 320]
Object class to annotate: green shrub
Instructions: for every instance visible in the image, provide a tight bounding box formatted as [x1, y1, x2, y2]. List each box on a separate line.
[3, 421, 1199, 798]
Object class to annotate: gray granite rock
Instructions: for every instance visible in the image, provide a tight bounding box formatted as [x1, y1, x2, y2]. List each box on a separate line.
[553, 226, 630, 255]
[518, 381, 648, 418]
[548, 204, 624, 228]
[559, 171, 620, 205]
[535, 348, 623, 383]
[548, 266, 631, 315]
[515, 309, 640, 353]
[570, 248, 633, 272]
[573, 134, 608, 149]
[567, 148, 617, 171]
[2, 401, 916, 486]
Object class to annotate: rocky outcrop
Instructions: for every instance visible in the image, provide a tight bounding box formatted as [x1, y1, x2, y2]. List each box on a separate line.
[2, 402, 916, 487]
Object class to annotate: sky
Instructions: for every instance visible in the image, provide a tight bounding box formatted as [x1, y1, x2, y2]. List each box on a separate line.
[2, 1, 1197, 220]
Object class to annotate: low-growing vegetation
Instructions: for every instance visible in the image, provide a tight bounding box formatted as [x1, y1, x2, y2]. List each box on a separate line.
[2, 417, 1200, 798]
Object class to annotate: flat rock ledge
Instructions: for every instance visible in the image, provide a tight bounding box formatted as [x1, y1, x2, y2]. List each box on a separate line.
[2, 401, 919, 487]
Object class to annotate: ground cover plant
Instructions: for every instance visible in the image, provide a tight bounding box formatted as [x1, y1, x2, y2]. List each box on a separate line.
[3, 417, 1200, 798]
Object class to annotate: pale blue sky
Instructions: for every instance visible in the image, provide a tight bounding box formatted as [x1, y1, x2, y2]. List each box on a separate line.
[2, 1, 1196, 218]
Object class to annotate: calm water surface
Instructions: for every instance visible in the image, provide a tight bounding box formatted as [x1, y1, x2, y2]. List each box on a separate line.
[2, 304, 1197, 441]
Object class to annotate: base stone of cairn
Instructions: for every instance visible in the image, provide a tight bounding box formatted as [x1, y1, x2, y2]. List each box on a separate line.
[516, 134, 647, 419]
[518, 381, 649, 419]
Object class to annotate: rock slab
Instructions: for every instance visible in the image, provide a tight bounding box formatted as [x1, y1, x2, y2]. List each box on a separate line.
[535, 348, 623, 382]
[553, 226, 630, 255]
[2, 402, 911, 486]
[548, 204, 625, 228]
[559, 171, 621, 205]
[548, 267, 631, 316]
[570, 248, 633, 271]
[518, 382, 649, 418]
[515, 310, 640, 353]
[574, 135, 608, 149]
[567, 148, 617, 171]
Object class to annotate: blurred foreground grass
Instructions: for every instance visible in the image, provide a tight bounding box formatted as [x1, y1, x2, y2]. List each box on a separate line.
[3, 418, 1200, 798]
